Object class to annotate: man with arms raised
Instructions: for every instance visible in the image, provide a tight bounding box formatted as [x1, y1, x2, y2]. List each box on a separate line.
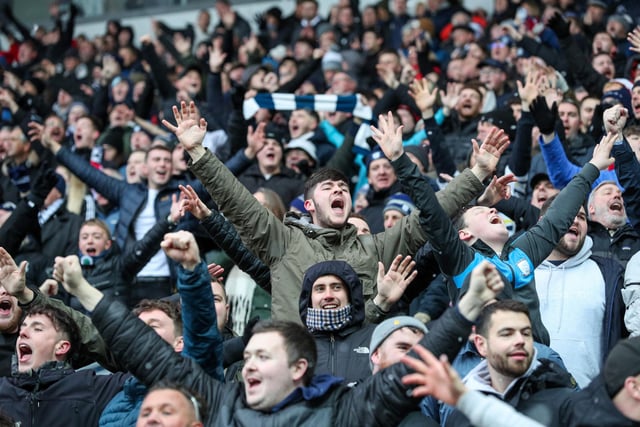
[162, 101, 500, 323]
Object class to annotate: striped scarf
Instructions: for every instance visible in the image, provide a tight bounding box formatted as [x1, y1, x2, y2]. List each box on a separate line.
[243, 93, 372, 121]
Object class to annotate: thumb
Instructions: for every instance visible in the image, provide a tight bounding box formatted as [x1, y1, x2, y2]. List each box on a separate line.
[18, 261, 27, 275]
[377, 261, 385, 280]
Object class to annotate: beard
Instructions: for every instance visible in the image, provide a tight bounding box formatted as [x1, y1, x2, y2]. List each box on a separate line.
[489, 350, 533, 379]
[555, 233, 586, 258]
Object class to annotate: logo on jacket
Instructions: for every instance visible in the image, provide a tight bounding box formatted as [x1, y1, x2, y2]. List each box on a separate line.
[353, 346, 370, 354]
[516, 259, 531, 276]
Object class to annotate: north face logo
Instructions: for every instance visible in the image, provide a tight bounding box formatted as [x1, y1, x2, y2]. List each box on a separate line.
[353, 346, 370, 354]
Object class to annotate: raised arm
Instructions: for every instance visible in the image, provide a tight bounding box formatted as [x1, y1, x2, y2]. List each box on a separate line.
[163, 101, 290, 265]
[162, 231, 224, 381]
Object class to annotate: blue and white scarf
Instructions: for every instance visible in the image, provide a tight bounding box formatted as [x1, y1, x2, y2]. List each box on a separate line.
[243, 93, 373, 121]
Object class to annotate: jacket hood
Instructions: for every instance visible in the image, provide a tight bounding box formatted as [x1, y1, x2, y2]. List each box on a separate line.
[538, 235, 593, 270]
[299, 260, 365, 327]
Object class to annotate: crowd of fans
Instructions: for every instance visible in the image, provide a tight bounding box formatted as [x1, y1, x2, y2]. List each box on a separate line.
[0, 0, 637, 425]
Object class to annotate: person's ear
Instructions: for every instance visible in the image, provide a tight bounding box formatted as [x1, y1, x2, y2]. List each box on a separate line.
[290, 358, 309, 383]
[303, 199, 315, 213]
[173, 336, 184, 353]
[458, 229, 472, 242]
[105, 239, 112, 250]
[474, 334, 488, 358]
[55, 340, 71, 357]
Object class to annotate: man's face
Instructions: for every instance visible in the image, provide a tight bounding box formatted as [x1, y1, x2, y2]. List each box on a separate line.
[558, 102, 581, 139]
[126, 151, 147, 183]
[137, 389, 200, 427]
[477, 122, 498, 143]
[177, 70, 202, 95]
[242, 332, 302, 411]
[368, 158, 397, 192]
[144, 148, 173, 189]
[606, 19, 626, 40]
[589, 183, 627, 229]
[16, 314, 69, 373]
[632, 86, 640, 119]
[371, 327, 425, 374]
[289, 110, 317, 139]
[73, 117, 98, 149]
[475, 310, 534, 381]
[109, 104, 134, 127]
[138, 309, 180, 347]
[579, 98, 600, 130]
[592, 54, 614, 80]
[456, 88, 483, 120]
[377, 52, 401, 76]
[593, 32, 613, 54]
[460, 207, 509, 244]
[44, 116, 65, 143]
[78, 224, 112, 257]
[4, 128, 29, 160]
[555, 207, 588, 258]
[256, 139, 283, 170]
[285, 148, 313, 173]
[131, 131, 152, 152]
[0, 285, 21, 334]
[310, 274, 349, 310]
[531, 179, 559, 209]
[383, 209, 404, 229]
[479, 67, 506, 91]
[299, 0, 318, 19]
[304, 179, 352, 229]
[211, 281, 230, 333]
[347, 217, 370, 235]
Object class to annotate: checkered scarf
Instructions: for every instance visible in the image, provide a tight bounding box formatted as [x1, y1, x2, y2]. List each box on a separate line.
[305, 305, 353, 332]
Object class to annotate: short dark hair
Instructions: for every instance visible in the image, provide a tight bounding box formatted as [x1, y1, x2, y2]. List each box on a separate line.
[24, 303, 81, 362]
[145, 144, 173, 159]
[623, 125, 640, 139]
[476, 299, 530, 337]
[133, 299, 183, 337]
[250, 320, 317, 385]
[147, 380, 207, 423]
[451, 205, 474, 231]
[303, 168, 350, 200]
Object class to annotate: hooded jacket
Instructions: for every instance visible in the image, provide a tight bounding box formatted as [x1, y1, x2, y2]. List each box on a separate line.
[189, 149, 484, 324]
[445, 356, 577, 427]
[299, 260, 375, 383]
[535, 236, 626, 387]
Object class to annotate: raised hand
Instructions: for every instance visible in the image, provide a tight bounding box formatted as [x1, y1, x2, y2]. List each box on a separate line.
[470, 128, 510, 181]
[370, 112, 404, 161]
[208, 41, 227, 73]
[476, 174, 516, 207]
[160, 230, 201, 270]
[409, 78, 438, 116]
[517, 70, 542, 109]
[39, 279, 59, 296]
[627, 26, 640, 53]
[169, 193, 182, 224]
[373, 255, 418, 312]
[589, 131, 616, 171]
[458, 260, 505, 321]
[27, 121, 61, 153]
[162, 101, 207, 161]
[440, 82, 462, 112]
[207, 262, 224, 282]
[530, 96, 558, 135]
[401, 345, 466, 404]
[602, 104, 628, 135]
[53, 256, 86, 293]
[0, 247, 30, 303]
[179, 184, 211, 220]
[245, 122, 266, 159]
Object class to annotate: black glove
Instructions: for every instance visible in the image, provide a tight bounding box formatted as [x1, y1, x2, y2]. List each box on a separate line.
[242, 315, 261, 346]
[547, 12, 570, 39]
[530, 96, 558, 135]
[27, 162, 56, 208]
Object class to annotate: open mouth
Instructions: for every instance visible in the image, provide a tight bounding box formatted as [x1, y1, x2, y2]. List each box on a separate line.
[609, 201, 623, 212]
[489, 216, 502, 225]
[246, 378, 261, 390]
[322, 303, 339, 309]
[18, 343, 32, 363]
[0, 299, 12, 316]
[85, 247, 97, 256]
[331, 199, 345, 214]
[567, 226, 579, 236]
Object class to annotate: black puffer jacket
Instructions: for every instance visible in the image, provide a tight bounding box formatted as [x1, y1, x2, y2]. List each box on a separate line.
[238, 163, 304, 207]
[0, 362, 128, 427]
[299, 260, 375, 383]
[92, 295, 474, 427]
[559, 375, 640, 426]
